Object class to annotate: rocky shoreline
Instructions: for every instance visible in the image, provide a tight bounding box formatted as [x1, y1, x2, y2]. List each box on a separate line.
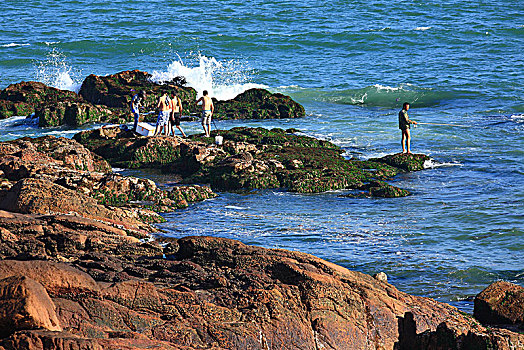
[0, 70, 305, 127]
[0, 73, 522, 348]
[0, 128, 522, 349]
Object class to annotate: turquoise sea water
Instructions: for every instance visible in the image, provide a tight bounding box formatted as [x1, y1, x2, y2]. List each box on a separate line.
[1, 0, 523, 312]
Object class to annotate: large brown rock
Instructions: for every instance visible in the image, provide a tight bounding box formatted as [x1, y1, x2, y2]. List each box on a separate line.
[1, 214, 522, 350]
[474, 281, 524, 326]
[0, 178, 154, 233]
[0, 135, 214, 223]
[0, 261, 99, 295]
[0, 276, 62, 337]
[79, 70, 197, 116]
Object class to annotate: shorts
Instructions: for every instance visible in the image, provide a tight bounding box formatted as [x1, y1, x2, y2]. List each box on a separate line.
[201, 110, 212, 125]
[156, 110, 171, 127]
[171, 112, 181, 126]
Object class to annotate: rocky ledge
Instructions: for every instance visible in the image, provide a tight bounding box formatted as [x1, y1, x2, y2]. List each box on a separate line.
[74, 126, 429, 197]
[0, 70, 305, 127]
[0, 135, 216, 234]
[0, 214, 522, 349]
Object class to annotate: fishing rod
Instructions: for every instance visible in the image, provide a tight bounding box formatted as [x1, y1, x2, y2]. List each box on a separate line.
[416, 122, 469, 127]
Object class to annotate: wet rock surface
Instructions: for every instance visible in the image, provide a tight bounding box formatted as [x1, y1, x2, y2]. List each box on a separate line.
[75, 126, 428, 197]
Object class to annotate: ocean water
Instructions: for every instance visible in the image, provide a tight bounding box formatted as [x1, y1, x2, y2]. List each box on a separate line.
[1, 0, 523, 312]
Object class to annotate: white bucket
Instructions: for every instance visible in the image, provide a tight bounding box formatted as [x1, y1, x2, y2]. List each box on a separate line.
[215, 135, 223, 145]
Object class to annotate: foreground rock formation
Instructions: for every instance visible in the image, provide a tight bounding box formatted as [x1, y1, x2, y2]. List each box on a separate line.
[0, 133, 522, 349]
[74, 126, 428, 197]
[0, 135, 216, 234]
[0, 215, 522, 349]
[0, 70, 305, 126]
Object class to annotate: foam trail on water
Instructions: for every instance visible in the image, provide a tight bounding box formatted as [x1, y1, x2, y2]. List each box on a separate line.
[34, 49, 82, 92]
[150, 55, 267, 100]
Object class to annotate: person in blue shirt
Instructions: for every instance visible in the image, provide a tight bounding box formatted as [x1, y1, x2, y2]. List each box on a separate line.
[130, 91, 146, 132]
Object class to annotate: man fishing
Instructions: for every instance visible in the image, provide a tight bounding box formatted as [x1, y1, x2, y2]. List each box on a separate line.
[399, 102, 418, 154]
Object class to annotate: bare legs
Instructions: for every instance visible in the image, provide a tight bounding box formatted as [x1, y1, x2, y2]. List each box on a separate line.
[401, 129, 412, 154]
[202, 122, 211, 138]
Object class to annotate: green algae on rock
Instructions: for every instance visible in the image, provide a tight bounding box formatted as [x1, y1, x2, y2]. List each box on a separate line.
[75, 126, 429, 197]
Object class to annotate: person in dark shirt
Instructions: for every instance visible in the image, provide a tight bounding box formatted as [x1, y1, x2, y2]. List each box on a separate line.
[131, 91, 146, 132]
[398, 102, 418, 154]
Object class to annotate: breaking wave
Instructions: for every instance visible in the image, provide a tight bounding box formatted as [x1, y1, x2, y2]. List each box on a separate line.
[34, 49, 83, 92]
[150, 55, 267, 100]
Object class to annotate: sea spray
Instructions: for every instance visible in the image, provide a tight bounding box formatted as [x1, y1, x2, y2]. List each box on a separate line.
[34, 49, 82, 92]
[150, 55, 267, 100]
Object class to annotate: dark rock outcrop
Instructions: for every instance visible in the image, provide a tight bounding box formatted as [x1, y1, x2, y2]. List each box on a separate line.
[213, 88, 305, 119]
[0, 70, 305, 127]
[0, 81, 115, 127]
[474, 281, 524, 327]
[75, 126, 428, 197]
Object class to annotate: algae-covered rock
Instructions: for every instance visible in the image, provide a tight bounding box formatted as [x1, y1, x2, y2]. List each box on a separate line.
[76, 126, 423, 197]
[213, 88, 306, 120]
[0, 81, 118, 127]
[370, 153, 429, 172]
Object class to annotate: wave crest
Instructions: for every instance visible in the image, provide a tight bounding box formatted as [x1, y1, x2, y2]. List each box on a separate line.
[280, 84, 459, 108]
[150, 55, 267, 100]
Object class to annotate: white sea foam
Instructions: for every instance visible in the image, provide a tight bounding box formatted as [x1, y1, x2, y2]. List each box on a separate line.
[414, 27, 432, 31]
[34, 49, 82, 92]
[150, 55, 267, 101]
[44, 41, 61, 45]
[423, 159, 463, 169]
[510, 114, 524, 123]
[224, 205, 248, 210]
[2, 43, 30, 47]
[0, 116, 28, 128]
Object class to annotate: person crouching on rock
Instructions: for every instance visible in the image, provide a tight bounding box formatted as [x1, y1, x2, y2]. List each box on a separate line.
[196, 90, 214, 138]
[399, 102, 418, 154]
[131, 91, 146, 132]
[154, 92, 171, 136]
[169, 91, 187, 138]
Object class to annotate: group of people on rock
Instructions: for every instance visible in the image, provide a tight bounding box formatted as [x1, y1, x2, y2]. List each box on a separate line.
[131, 90, 419, 153]
[130, 89, 215, 138]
